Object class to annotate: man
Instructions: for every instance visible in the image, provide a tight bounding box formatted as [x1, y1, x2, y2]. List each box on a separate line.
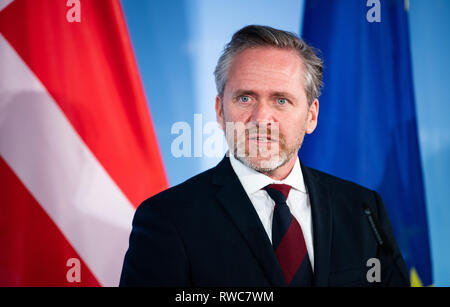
[120, 25, 409, 287]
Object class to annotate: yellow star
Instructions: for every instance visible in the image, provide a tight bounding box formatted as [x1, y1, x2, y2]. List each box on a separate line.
[410, 268, 433, 287]
[410, 268, 422, 287]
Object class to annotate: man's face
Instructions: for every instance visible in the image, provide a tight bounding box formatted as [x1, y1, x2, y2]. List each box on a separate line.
[216, 47, 319, 174]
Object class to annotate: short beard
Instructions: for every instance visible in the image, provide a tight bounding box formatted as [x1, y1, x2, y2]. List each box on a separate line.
[228, 122, 304, 175]
[234, 141, 299, 175]
[221, 103, 305, 175]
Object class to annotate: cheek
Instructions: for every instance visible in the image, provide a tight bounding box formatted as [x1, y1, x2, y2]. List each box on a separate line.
[279, 116, 307, 139]
[223, 106, 248, 123]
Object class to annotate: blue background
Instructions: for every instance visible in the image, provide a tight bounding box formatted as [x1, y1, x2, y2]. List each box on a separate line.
[121, 0, 450, 286]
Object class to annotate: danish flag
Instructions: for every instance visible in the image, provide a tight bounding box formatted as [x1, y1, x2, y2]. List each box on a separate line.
[0, 0, 167, 286]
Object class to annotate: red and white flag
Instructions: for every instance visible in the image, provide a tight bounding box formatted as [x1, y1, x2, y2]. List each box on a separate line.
[0, 0, 168, 286]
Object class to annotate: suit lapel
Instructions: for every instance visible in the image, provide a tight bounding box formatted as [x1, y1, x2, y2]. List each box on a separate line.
[300, 162, 333, 286]
[213, 157, 286, 286]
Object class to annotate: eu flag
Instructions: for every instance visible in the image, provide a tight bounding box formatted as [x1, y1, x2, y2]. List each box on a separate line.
[300, 0, 432, 285]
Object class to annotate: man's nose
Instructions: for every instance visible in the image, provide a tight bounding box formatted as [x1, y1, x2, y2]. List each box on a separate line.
[251, 101, 274, 123]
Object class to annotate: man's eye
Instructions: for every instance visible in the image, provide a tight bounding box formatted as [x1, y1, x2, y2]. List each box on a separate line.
[277, 98, 287, 105]
[239, 96, 251, 103]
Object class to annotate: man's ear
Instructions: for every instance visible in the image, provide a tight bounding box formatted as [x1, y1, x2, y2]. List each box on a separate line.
[306, 98, 319, 134]
[215, 95, 225, 130]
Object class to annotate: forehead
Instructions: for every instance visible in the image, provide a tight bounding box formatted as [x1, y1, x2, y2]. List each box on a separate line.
[225, 47, 305, 94]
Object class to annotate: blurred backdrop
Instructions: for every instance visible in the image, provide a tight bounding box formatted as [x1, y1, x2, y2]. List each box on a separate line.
[121, 0, 450, 286]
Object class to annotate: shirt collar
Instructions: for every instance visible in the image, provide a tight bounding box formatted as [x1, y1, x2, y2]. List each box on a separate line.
[228, 152, 306, 196]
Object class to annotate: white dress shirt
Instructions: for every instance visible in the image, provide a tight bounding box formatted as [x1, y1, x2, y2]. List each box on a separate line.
[229, 153, 314, 269]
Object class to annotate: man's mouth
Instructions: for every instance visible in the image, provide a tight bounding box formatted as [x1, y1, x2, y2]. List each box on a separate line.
[248, 135, 277, 142]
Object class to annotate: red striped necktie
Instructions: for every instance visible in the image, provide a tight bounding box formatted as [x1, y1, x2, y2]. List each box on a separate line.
[264, 184, 313, 286]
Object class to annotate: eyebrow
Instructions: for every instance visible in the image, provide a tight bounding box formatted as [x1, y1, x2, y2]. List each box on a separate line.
[232, 90, 259, 99]
[232, 89, 296, 102]
[270, 91, 296, 101]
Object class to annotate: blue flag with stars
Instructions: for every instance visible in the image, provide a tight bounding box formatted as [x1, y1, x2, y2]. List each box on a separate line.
[300, 0, 432, 285]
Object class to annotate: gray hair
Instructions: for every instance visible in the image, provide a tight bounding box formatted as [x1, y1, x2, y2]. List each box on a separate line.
[214, 25, 323, 106]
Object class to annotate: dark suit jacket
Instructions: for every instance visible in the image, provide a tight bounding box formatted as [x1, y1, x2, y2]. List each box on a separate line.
[120, 157, 409, 286]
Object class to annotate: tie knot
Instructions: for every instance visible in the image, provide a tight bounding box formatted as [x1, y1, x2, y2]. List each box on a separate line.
[264, 184, 291, 203]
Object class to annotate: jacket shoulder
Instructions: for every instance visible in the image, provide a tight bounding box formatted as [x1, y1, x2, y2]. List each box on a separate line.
[140, 165, 218, 209]
[302, 164, 380, 211]
[305, 165, 374, 195]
